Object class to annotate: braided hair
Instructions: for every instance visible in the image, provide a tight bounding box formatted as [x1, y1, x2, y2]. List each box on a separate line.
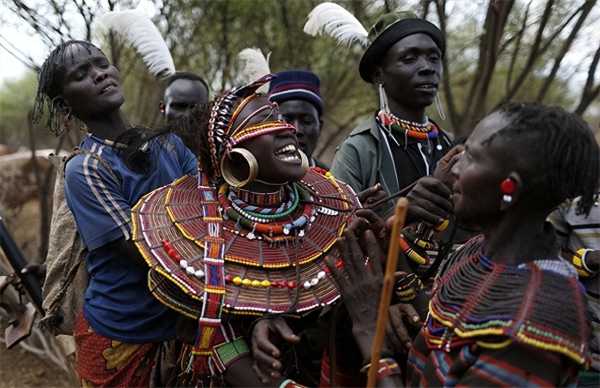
[485, 103, 599, 216]
[33, 40, 102, 135]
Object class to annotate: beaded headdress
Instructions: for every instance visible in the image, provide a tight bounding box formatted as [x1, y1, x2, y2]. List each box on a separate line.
[207, 75, 296, 180]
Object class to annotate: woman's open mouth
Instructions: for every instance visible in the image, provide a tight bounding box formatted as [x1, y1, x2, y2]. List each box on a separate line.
[274, 144, 301, 163]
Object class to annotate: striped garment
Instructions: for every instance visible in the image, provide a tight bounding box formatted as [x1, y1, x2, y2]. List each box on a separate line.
[64, 133, 197, 342]
[549, 199, 600, 384]
[406, 331, 580, 387]
[404, 235, 589, 387]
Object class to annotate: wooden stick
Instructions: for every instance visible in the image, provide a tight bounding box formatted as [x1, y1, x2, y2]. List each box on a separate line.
[366, 198, 408, 388]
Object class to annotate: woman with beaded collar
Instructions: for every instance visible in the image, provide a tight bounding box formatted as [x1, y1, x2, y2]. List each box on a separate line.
[329, 103, 598, 386]
[130, 75, 359, 386]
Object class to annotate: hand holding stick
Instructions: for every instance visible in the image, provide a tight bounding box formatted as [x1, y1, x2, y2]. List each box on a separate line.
[367, 198, 408, 388]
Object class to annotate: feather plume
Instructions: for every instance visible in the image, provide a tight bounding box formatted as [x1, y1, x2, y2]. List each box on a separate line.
[303, 2, 368, 48]
[237, 48, 271, 93]
[96, 9, 175, 79]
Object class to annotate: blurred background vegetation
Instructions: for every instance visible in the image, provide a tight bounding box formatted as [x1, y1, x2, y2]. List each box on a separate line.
[1, 0, 599, 162]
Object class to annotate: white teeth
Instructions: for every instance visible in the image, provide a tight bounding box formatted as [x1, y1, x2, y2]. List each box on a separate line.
[275, 144, 298, 156]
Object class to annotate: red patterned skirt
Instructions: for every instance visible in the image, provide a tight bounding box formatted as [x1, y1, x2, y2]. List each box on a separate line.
[74, 313, 160, 387]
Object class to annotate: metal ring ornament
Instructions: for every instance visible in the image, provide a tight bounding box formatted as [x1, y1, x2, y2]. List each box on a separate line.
[220, 147, 259, 188]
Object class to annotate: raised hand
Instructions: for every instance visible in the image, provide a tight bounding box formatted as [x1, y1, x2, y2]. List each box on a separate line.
[250, 317, 300, 383]
[433, 145, 464, 188]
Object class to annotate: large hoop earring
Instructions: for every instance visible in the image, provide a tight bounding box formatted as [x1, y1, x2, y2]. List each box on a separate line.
[220, 148, 258, 188]
[299, 149, 309, 173]
[378, 83, 389, 114]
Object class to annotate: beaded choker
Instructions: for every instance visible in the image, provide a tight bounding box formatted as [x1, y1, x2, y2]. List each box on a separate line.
[377, 110, 440, 141]
[232, 187, 285, 207]
[219, 183, 317, 240]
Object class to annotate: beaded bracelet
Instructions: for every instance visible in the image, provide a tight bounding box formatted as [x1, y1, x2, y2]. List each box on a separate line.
[359, 358, 401, 381]
[395, 272, 424, 302]
[278, 378, 306, 388]
[573, 248, 598, 278]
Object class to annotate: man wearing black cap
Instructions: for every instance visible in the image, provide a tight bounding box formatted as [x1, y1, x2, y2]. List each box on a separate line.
[328, 11, 453, 218]
[268, 70, 328, 169]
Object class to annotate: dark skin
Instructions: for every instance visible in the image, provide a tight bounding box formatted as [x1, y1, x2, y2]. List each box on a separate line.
[56, 44, 145, 267]
[161, 78, 209, 124]
[188, 96, 310, 387]
[250, 147, 464, 382]
[278, 100, 322, 159]
[226, 97, 306, 193]
[332, 110, 567, 386]
[57, 44, 127, 140]
[373, 33, 442, 124]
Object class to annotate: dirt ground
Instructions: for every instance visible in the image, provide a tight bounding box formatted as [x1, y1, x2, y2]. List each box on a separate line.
[0, 343, 75, 388]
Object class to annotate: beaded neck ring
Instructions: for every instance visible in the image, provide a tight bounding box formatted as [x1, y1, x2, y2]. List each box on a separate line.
[377, 110, 443, 150]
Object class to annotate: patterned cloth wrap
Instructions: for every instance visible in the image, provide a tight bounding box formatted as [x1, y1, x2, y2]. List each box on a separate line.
[74, 313, 177, 387]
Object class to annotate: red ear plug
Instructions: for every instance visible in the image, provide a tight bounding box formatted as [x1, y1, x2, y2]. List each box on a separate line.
[500, 178, 516, 194]
[500, 178, 516, 204]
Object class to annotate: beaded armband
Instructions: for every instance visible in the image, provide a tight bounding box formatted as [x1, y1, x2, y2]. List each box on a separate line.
[573, 249, 598, 278]
[395, 272, 424, 302]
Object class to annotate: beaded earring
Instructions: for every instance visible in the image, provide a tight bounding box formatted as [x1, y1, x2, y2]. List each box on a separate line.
[434, 93, 447, 121]
[500, 177, 516, 204]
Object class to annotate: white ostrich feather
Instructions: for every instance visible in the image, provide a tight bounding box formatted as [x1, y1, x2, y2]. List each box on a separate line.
[303, 2, 368, 48]
[238, 48, 271, 93]
[96, 9, 175, 79]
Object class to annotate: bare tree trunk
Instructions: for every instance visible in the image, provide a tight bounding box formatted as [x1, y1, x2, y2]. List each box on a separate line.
[459, 0, 514, 137]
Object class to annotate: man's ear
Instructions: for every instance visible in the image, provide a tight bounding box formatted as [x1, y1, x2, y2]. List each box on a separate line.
[53, 96, 70, 113]
[159, 101, 165, 114]
[372, 67, 384, 85]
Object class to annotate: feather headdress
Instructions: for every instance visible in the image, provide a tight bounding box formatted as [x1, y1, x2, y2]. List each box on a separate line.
[96, 9, 175, 79]
[303, 2, 368, 48]
[237, 48, 271, 93]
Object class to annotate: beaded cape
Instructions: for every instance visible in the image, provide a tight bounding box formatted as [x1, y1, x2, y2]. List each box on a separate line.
[131, 167, 358, 318]
[424, 235, 591, 365]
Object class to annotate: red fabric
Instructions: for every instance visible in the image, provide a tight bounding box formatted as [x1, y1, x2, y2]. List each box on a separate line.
[318, 350, 365, 388]
[74, 313, 158, 387]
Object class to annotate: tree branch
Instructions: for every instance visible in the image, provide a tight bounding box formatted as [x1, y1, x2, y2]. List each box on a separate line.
[536, 0, 597, 102]
[500, 1, 587, 106]
[575, 42, 600, 115]
[505, 1, 531, 95]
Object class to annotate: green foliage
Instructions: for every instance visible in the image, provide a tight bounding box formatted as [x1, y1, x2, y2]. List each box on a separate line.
[0, 72, 42, 146]
[1, 0, 598, 158]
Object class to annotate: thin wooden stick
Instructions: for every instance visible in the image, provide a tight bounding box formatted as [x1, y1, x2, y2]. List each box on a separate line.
[367, 198, 408, 388]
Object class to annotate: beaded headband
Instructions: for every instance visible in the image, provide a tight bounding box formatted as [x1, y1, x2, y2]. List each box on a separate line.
[207, 74, 296, 179]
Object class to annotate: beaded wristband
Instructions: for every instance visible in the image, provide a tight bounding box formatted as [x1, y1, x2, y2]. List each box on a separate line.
[278, 378, 306, 388]
[573, 249, 598, 278]
[212, 337, 249, 372]
[395, 272, 424, 302]
[359, 358, 401, 381]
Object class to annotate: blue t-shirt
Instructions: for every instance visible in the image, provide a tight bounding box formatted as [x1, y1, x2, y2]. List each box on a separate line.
[64, 133, 197, 343]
